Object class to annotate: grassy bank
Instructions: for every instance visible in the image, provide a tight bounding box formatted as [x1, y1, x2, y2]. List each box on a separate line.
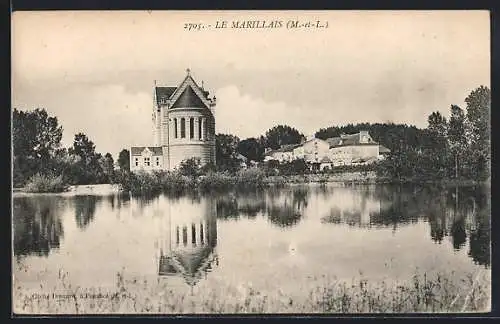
[24, 173, 69, 193]
[116, 168, 486, 197]
[13, 269, 490, 314]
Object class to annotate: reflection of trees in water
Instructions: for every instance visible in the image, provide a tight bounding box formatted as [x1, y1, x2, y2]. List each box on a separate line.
[13, 196, 65, 257]
[426, 185, 490, 267]
[369, 185, 422, 228]
[465, 186, 490, 267]
[266, 187, 309, 228]
[215, 190, 267, 220]
[74, 195, 101, 229]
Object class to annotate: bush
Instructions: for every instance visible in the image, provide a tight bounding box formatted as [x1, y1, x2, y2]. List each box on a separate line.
[198, 171, 235, 192]
[178, 158, 202, 177]
[24, 173, 70, 193]
[235, 167, 266, 189]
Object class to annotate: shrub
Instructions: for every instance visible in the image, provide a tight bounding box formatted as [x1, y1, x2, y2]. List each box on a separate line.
[178, 158, 202, 177]
[198, 171, 235, 192]
[235, 167, 266, 189]
[24, 173, 70, 193]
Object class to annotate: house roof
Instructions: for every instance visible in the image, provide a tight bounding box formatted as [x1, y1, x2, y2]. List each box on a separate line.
[236, 153, 248, 161]
[326, 131, 378, 148]
[326, 137, 342, 148]
[379, 145, 391, 153]
[265, 143, 301, 155]
[130, 146, 163, 155]
[320, 156, 332, 163]
[171, 85, 207, 109]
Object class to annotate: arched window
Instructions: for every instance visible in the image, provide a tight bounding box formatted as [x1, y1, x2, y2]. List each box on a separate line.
[189, 117, 194, 139]
[180, 118, 186, 138]
[198, 117, 203, 140]
[174, 118, 178, 138]
[204, 119, 208, 140]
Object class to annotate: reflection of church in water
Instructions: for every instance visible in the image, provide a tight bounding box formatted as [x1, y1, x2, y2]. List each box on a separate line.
[154, 197, 219, 287]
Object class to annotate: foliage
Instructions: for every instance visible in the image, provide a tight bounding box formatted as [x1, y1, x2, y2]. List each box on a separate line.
[315, 122, 427, 153]
[237, 137, 266, 162]
[118, 149, 130, 172]
[277, 158, 309, 175]
[235, 167, 266, 189]
[24, 173, 69, 193]
[13, 108, 63, 187]
[198, 171, 235, 192]
[14, 269, 489, 313]
[178, 157, 201, 177]
[265, 125, 305, 150]
[67, 133, 107, 185]
[216, 133, 241, 173]
[464, 85, 490, 180]
[374, 86, 490, 183]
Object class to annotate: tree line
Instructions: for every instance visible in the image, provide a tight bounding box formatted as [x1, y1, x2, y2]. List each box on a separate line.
[12, 85, 490, 187]
[13, 108, 119, 187]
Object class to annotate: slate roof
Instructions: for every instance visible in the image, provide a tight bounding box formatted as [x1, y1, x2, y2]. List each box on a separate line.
[155, 87, 177, 104]
[326, 137, 342, 148]
[171, 85, 207, 109]
[320, 156, 332, 163]
[379, 145, 391, 154]
[326, 132, 379, 148]
[265, 143, 301, 155]
[159, 248, 218, 287]
[130, 146, 163, 155]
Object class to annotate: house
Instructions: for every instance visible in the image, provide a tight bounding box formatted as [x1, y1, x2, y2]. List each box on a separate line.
[130, 69, 216, 172]
[378, 145, 391, 160]
[236, 153, 248, 168]
[326, 131, 381, 166]
[293, 138, 330, 164]
[130, 147, 164, 172]
[264, 144, 300, 163]
[319, 156, 333, 171]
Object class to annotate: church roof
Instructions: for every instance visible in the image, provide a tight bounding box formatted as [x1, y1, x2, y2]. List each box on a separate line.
[159, 247, 217, 287]
[130, 146, 163, 155]
[171, 85, 207, 109]
[156, 86, 177, 102]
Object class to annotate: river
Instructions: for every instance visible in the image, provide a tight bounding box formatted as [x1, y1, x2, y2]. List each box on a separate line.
[12, 183, 490, 311]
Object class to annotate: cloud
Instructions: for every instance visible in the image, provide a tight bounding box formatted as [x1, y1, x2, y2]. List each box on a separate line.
[13, 84, 153, 158]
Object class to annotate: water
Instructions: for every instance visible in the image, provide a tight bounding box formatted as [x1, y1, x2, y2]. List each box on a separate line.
[12, 184, 490, 299]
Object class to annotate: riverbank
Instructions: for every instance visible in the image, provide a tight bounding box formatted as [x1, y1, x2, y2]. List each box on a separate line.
[13, 170, 486, 195]
[13, 268, 490, 314]
[12, 184, 121, 197]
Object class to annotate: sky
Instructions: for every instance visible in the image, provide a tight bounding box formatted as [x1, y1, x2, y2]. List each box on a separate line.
[12, 10, 490, 158]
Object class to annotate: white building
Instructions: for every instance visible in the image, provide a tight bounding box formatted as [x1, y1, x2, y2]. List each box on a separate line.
[131, 69, 216, 172]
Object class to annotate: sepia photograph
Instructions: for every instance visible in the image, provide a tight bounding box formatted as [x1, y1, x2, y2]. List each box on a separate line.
[11, 10, 491, 314]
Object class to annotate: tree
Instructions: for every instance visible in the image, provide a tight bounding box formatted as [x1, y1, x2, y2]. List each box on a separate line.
[425, 111, 448, 177]
[464, 85, 490, 180]
[118, 149, 130, 172]
[216, 133, 241, 173]
[448, 105, 467, 178]
[237, 137, 265, 162]
[265, 125, 305, 150]
[68, 133, 105, 184]
[12, 108, 63, 186]
[102, 153, 115, 183]
[179, 157, 201, 177]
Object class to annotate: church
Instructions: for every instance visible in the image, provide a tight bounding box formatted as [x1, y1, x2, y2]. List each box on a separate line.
[130, 69, 216, 172]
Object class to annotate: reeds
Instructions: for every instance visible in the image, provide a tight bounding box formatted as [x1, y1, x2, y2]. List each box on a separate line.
[13, 269, 490, 314]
